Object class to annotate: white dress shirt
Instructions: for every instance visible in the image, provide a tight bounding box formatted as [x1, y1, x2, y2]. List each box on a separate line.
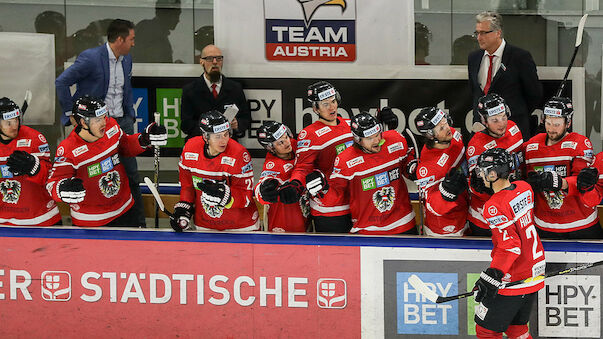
[478, 39, 506, 91]
[105, 43, 125, 118]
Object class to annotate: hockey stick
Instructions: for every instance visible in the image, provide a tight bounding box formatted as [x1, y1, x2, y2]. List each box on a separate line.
[556, 14, 588, 97]
[153, 112, 161, 228]
[404, 128, 424, 234]
[144, 176, 173, 217]
[21, 89, 32, 114]
[409, 259, 603, 304]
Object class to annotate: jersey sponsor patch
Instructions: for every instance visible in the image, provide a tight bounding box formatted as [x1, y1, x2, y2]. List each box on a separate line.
[72, 145, 88, 157]
[487, 205, 498, 216]
[243, 152, 251, 163]
[526, 143, 538, 152]
[419, 167, 428, 177]
[561, 141, 577, 150]
[297, 139, 311, 148]
[584, 149, 594, 159]
[585, 139, 592, 148]
[192, 176, 203, 190]
[265, 161, 275, 169]
[87, 156, 117, 177]
[387, 142, 404, 153]
[453, 130, 461, 141]
[484, 140, 497, 150]
[361, 168, 399, 191]
[56, 146, 65, 156]
[106, 125, 119, 139]
[54, 156, 66, 163]
[184, 152, 199, 161]
[315, 126, 331, 137]
[298, 130, 307, 139]
[509, 190, 533, 216]
[467, 146, 475, 157]
[415, 175, 434, 188]
[283, 163, 294, 172]
[346, 156, 364, 168]
[241, 162, 253, 173]
[0, 165, 13, 178]
[16, 139, 31, 148]
[260, 170, 279, 178]
[38, 144, 50, 153]
[437, 153, 449, 167]
[334, 157, 340, 167]
[335, 141, 353, 154]
[509, 125, 520, 136]
[332, 167, 341, 175]
[486, 215, 509, 226]
[221, 156, 236, 167]
[38, 134, 47, 143]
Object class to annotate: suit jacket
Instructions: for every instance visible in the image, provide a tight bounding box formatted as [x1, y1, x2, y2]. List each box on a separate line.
[56, 44, 135, 126]
[468, 43, 543, 138]
[181, 75, 250, 140]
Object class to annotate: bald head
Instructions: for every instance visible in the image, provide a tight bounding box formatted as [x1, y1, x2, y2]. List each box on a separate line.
[200, 44, 223, 82]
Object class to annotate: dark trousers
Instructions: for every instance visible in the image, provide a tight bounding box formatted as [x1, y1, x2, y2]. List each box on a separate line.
[313, 214, 353, 233]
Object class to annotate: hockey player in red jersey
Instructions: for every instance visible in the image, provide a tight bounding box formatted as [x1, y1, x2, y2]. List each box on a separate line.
[47, 95, 167, 227]
[573, 152, 602, 210]
[172, 110, 259, 232]
[414, 107, 468, 236]
[254, 121, 309, 232]
[316, 112, 417, 235]
[473, 148, 545, 339]
[0, 97, 60, 226]
[466, 93, 524, 236]
[279, 81, 354, 232]
[524, 97, 602, 239]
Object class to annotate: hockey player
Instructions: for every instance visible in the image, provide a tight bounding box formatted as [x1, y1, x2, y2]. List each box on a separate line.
[254, 120, 309, 232]
[414, 107, 468, 236]
[278, 81, 354, 232]
[171, 110, 258, 232]
[466, 93, 524, 236]
[524, 97, 602, 239]
[473, 148, 545, 339]
[47, 95, 167, 227]
[0, 97, 61, 226]
[316, 112, 417, 235]
[573, 152, 602, 210]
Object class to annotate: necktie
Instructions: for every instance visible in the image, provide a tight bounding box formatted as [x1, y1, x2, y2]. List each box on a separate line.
[211, 83, 218, 99]
[484, 55, 495, 94]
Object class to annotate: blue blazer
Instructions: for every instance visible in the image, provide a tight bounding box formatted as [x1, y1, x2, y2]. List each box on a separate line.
[56, 44, 135, 126]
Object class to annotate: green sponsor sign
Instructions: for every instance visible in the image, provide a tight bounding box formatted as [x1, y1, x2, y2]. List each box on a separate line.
[156, 88, 185, 148]
[361, 176, 376, 191]
[335, 143, 347, 154]
[87, 163, 101, 177]
[192, 175, 203, 191]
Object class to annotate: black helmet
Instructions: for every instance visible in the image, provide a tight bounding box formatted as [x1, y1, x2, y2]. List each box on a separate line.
[351, 112, 381, 141]
[307, 81, 341, 106]
[477, 93, 509, 123]
[73, 95, 107, 121]
[199, 110, 231, 137]
[543, 96, 573, 120]
[0, 97, 21, 121]
[257, 120, 293, 152]
[477, 148, 514, 181]
[415, 107, 452, 138]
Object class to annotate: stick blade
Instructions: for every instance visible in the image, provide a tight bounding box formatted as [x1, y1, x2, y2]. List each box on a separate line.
[144, 176, 165, 212]
[575, 14, 588, 47]
[408, 274, 439, 303]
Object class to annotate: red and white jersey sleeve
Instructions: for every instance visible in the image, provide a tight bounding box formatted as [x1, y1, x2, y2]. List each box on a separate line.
[254, 141, 309, 232]
[482, 180, 546, 296]
[47, 118, 145, 226]
[415, 128, 468, 236]
[0, 126, 60, 226]
[466, 121, 524, 230]
[323, 130, 415, 235]
[289, 117, 353, 217]
[524, 132, 598, 233]
[575, 152, 603, 208]
[179, 137, 259, 231]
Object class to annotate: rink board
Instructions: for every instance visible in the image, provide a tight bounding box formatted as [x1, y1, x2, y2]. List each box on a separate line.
[0, 226, 601, 338]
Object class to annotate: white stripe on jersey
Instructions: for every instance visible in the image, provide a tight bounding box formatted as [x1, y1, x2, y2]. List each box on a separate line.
[194, 219, 260, 232]
[70, 195, 132, 221]
[534, 210, 598, 230]
[0, 206, 59, 225]
[53, 136, 122, 169]
[179, 162, 254, 179]
[350, 210, 415, 233]
[309, 199, 349, 213]
[525, 155, 574, 164]
[507, 139, 523, 153]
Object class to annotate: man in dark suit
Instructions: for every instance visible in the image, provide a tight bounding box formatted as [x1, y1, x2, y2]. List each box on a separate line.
[468, 11, 542, 138]
[181, 44, 250, 140]
[55, 19, 146, 227]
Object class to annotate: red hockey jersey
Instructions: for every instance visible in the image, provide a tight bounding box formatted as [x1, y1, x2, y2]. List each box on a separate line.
[483, 180, 546, 296]
[290, 117, 353, 217]
[47, 118, 145, 226]
[254, 141, 309, 232]
[576, 152, 603, 208]
[415, 128, 468, 236]
[524, 132, 597, 233]
[179, 137, 259, 231]
[322, 130, 416, 235]
[0, 126, 60, 226]
[466, 120, 524, 230]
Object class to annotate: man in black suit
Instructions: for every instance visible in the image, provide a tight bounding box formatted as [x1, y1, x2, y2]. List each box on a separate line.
[468, 11, 542, 138]
[181, 44, 250, 140]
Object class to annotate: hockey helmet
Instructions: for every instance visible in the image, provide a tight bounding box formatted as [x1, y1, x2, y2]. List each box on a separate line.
[73, 95, 108, 122]
[307, 81, 341, 106]
[351, 112, 381, 142]
[415, 107, 452, 138]
[0, 97, 21, 121]
[257, 120, 293, 152]
[543, 96, 573, 121]
[199, 110, 231, 138]
[477, 93, 509, 122]
[476, 147, 514, 181]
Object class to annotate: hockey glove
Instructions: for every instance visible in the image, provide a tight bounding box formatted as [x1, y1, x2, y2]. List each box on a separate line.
[278, 179, 304, 204]
[58, 178, 86, 203]
[139, 122, 168, 147]
[259, 178, 280, 203]
[7, 150, 40, 176]
[376, 106, 398, 130]
[197, 180, 232, 207]
[527, 171, 562, 192]
[577, 167, 599, 193]
[169, 201, 193, 232]
[474, 267, 504, 303]
[439, 169, 468, 202]
[405, 159, 418, 181]
[305, 170, 329, 198]
[470, 170, 491, 195]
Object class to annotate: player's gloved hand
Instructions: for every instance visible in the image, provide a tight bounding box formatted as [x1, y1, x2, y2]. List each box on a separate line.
[197, 180, 232, 207]
[259, 178, 280, 203]
[305, 170, 329, 198]
[169, 201, 193, 232]
[278, 179, 304, 204]
[470, 170, 490, 195]
[58, 178, 86, 203]
[474, 267, 504, 303]
[577, 167, 599, 193]
[439, 169, 468, 202]
[376, 106, 398, 130]
[526, 171, 562, 192]
[405, 159, 418, 181]
[7, 150, 40, 176]
[139, 122, 168, 147]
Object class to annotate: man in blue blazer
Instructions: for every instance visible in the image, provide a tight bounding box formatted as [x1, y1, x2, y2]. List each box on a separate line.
[56, 19, 146, 227]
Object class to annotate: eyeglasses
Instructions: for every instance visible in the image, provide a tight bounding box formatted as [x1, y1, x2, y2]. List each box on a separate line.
[201, 55, 224, 62]
[472, 30, 494, 38]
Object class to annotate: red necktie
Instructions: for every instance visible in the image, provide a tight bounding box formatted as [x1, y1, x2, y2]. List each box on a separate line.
[484, 55, 495, 94]
[211, 83, 218, 99]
